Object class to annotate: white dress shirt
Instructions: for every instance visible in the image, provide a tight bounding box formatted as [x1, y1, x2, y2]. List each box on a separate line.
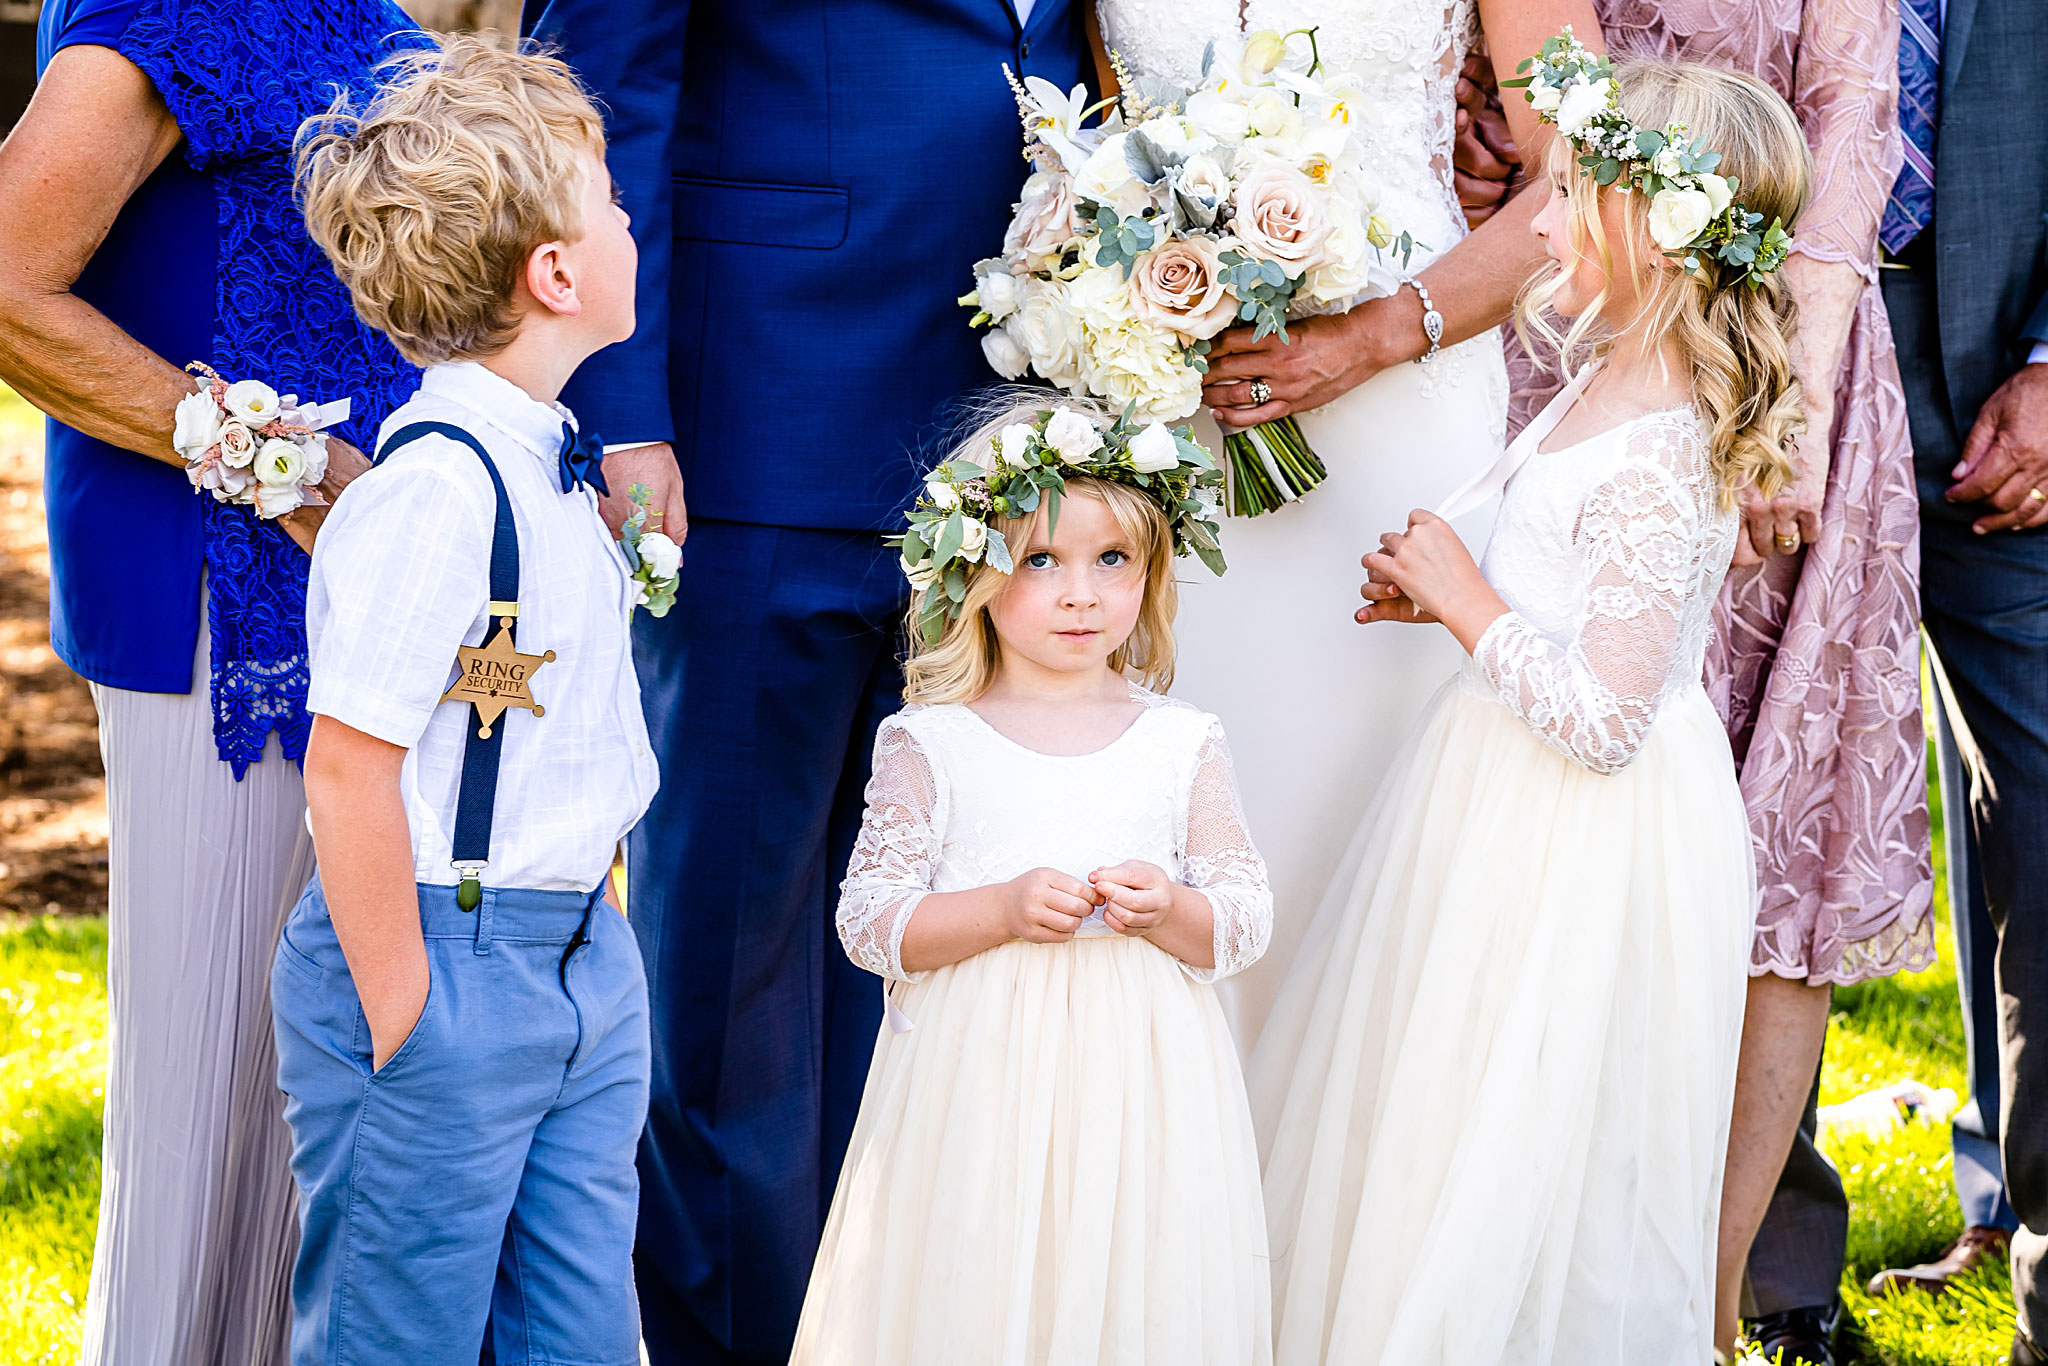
[307, 361, 659, 892]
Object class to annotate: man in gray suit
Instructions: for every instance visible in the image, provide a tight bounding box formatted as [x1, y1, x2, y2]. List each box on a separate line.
[1880, 0, 2048, 1356]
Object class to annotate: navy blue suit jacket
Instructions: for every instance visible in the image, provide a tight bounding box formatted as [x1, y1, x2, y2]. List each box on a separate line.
[527, 0, 1091, 531]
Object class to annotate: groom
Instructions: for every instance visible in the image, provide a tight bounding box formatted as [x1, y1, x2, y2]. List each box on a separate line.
[523, 2, 1090, 1361]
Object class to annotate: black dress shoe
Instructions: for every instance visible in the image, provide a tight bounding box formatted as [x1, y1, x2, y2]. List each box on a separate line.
[1743, 1301, 1839, 1366]
[2015, 1330, 2046, 1366]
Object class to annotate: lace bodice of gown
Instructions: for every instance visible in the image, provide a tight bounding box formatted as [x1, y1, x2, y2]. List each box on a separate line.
[1471, 404, 1739, 774]
[1096, 0, 1480, 266]
[837, 686, 1273, 986]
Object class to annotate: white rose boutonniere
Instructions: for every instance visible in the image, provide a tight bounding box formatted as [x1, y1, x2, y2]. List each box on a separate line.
[621, 483, 681, 616]
[1648, 186, 1714, 251]
[1043, 407, 1106, 464]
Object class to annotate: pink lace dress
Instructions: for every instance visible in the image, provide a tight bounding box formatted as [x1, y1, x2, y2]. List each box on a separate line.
[1506, 0, 1934, 985]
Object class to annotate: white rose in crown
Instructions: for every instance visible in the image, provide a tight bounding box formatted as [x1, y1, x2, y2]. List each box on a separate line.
[958, 517, 989, 562]
[218, 419, 257, 468]
[1555, 77, 1612, 137]
[1529, 80, 1562, 114]
[981, 326, 1031, 381]
[1128, 421, 1181, 473]
[255, 437, 307, 489]
[1043, 408, 1106, 464]
[638, 531, 683, 581]
[902, 552, 939, 590]
[222, 379, 281, 428]
[925, 478, 962, 510]
[1699, 172, 1734, 216]
[992, 422, 1039, 469]
[1648, 186, 1714, 251]
[172, 389, 222, 458]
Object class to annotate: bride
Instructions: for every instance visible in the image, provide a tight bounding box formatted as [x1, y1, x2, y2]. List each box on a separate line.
[1090, 0, 1598, 1046]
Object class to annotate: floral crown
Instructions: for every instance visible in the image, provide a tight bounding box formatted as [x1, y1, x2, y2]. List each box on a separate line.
[1503, 28, 1792, 287]
[892, 403, 1225, 645]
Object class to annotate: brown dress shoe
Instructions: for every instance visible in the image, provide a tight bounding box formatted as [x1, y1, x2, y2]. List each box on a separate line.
[1865, 1225, 2011, 1296]
[2014, 1329, 2046, 1366]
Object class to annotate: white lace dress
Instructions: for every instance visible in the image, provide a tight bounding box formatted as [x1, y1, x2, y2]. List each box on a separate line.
[791, 687, 1277, 1365]
[1247, 392, 1756, 1364]
[1095, 0, 1511, 1048]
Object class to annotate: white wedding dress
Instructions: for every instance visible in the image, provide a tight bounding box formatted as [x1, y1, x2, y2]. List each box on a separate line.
[1096, 0, 1510, 1047]
[1250, 389, 1756, 1363]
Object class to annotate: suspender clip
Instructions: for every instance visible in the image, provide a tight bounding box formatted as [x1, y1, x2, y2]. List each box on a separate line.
[453, 861, 487, 912]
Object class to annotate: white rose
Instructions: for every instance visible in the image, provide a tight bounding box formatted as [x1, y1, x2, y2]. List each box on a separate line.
[1186, 87, 1253, 144]
[218, 418, 257, 468]
[902, 553, 940, 590]
[925, 478, 962, 510]
[1699, 172, 1734, 216]
[252, 479, 305, 519]
[981, 325, 1031, 381]
[300, 432, 330, 485]
[976, 266, 1021, 321]
[255, 437, 307, 488]
[1555, 77, 1612, 137]
[1529, 80, 1562, 114]
[638, 531, 682, 581]
[1074, 133, 1155, 218]
[1043, 407, 1106, 464]
[1010, 280, 1089, 392]
[1127, 234, 1237, 340]
[959, 517, 989, 562]
[1233, 163, 1335, 274]
[1004, 170, 1081, 268]
[222, 379, 281, 428]
[1127, 421, 1180, 473]
[172, 389, 222, 459]
[992, 422, 1039, 469]
[1174, 154, 1232, 213]
[1067, 257, 1136, 329]
[1648, 186, 1714, 251]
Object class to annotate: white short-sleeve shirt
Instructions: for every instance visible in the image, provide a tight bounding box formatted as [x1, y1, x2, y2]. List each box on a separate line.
[306, 361, 659, 892]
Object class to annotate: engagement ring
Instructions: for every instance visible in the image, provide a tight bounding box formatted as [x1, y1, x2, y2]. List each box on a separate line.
[2030, 488, 2045, 504]
[1250, 379, 1272, 406]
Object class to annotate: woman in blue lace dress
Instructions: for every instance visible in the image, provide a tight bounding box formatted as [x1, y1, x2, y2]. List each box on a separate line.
[0, 3, 421, 1360]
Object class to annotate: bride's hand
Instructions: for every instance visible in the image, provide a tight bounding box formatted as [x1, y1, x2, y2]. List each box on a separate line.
[1358, 532, 1439, 624]
[1201, 295, 1418, 428]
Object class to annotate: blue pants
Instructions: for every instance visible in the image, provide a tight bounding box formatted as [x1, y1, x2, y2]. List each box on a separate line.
[272, 877, 651, 1365]
[627, 518, 901, 1364]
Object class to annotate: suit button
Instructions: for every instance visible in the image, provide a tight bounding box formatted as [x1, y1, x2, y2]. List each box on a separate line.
[1020, 39, 1032, 59]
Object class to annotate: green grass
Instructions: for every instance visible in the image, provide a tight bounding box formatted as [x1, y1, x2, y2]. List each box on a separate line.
[0, 753, 2008, 1363]
[0, 918, 106, 1365]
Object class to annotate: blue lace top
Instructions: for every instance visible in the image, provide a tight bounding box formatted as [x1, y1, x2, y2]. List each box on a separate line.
[37, 0, 423, 776]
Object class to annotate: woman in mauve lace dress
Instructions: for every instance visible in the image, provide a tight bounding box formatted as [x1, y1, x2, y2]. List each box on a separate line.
[1494, 0, 1932, 1350]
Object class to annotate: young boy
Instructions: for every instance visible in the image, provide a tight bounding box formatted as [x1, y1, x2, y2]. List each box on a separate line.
[275, 35, 658, 1364]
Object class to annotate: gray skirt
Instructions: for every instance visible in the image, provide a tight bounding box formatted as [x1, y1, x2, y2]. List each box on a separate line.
[81, 599, 312, 1366]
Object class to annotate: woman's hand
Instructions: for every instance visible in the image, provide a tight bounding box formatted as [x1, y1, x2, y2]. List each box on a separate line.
[1091, 860, 1175, 936]
[1733, 428, 1830, 566]
[1002, 867, 1099, 945]
[1453, 52, 1520, 227]
[1732, 253, 1854, 564]
[277, 436, 373, 554]
[1201, 298, 1417, 428]
[1359, 511, 1508, 651]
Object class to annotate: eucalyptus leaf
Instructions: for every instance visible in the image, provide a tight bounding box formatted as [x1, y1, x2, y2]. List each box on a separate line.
[985, 525, 1013, 574]
[934, 511, 964, 564]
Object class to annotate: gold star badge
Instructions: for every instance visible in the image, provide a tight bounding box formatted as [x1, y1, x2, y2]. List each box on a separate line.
[440, 620, 557, 738]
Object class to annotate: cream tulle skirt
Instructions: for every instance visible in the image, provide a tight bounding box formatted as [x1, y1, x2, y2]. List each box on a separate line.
[1250, 671, 1754, 1366]
[792, 933, 1271, 1366]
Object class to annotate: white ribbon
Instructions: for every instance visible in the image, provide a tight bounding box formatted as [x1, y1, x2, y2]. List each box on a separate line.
[1433, 366, 1591, 521]
[278, 395, 354, 432]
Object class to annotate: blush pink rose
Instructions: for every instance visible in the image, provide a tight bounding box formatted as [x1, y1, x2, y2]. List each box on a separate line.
[1127, 235, 1237, 340]
[1233, 164, 1334, 275]
[1005, 170, 1081, 267]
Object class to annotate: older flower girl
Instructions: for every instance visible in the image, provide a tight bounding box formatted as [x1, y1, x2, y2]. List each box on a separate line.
[1250, 47, 1810, 1365]
[790, 396, 1273, 1365]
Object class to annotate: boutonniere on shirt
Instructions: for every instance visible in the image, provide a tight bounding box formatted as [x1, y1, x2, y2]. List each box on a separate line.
[621, 484, 681, 617]
[173, 363, 351, 519]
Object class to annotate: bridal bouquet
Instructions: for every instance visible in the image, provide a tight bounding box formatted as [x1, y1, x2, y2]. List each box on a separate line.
[173, 362, 350, 520]
[965, 28, 1414, 516]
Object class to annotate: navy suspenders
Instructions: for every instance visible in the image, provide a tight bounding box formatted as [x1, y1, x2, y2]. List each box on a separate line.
[374, 421, 523, 912]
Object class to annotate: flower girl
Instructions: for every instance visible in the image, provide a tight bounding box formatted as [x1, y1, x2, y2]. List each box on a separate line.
[1249, 46, 1810, 1365]
[790, 396, 1274, 1365]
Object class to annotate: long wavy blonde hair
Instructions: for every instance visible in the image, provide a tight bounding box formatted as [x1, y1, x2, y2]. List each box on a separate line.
[1517, 59, 1812, 502]
[901, 393, 1179, 707]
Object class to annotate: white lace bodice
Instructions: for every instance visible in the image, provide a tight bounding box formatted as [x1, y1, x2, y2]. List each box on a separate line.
[1470, 403, 1739, 774]
[837, 687, 1273, 986]
[1097, 0, 1479, 265]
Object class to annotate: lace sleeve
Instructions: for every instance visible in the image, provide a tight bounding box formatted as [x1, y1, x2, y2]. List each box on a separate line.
[1788, 0, 1901, 278]
[1177, 718, 1273, 985]
[836, 716, 943, 984]
[1473, 421, 1709, 774]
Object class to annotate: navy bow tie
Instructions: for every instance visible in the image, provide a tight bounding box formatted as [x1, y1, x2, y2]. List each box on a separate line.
[558, 422, 610, 497]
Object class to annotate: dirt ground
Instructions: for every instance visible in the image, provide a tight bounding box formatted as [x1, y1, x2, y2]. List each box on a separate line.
[0, 390, 107, 919]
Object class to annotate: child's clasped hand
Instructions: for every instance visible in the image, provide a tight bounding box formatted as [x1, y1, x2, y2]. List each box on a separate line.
[1091, 860, 1177, 937]
[1003, 867, 1102, 944]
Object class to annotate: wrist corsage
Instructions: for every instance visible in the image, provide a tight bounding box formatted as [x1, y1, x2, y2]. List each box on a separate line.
[621, 483, 681, 616]
[173, 362, 352, 519]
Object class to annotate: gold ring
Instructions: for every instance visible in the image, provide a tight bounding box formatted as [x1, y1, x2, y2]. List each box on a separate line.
[2030, 488, 2045, 504]
[1776, 533, 1800, 551]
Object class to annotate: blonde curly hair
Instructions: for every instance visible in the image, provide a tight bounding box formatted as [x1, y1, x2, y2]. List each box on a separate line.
[294, 33, 606, 366]
[1517, 59, 1812, 503]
